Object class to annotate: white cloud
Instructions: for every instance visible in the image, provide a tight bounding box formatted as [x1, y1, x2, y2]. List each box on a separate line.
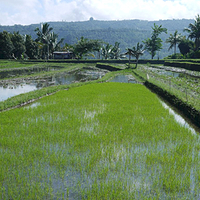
[0, 0, 198, 25]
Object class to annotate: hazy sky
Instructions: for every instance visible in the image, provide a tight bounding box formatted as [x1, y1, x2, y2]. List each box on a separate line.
[0, 0, 199, 25]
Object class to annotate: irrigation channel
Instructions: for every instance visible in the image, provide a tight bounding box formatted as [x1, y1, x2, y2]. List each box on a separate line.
[0, 67, 108, 102]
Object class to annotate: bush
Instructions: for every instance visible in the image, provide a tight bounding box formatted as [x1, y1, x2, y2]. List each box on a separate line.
[164, 61, 200, 71]
[186, 50, 200, 59]
[164, 53, 184, 59]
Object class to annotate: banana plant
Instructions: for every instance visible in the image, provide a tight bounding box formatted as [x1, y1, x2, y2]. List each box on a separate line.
[131, 42, 145, 68]
[110, 42, 121, 59]
[73, 37, 99, 59]
[49, 32, 64, 58]
[124, 48, 134, 68]
[101, 43, 113, 59]
[124, 42, 145, 69]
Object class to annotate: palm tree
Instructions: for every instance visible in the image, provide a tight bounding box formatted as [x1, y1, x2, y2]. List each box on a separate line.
[143, 23, 167, 59]
[184, 14, 200, 51]
[35, 23, 53, 40]
[152, 23, 167, 37]
[35, 23, 53, 59]
[166, 30, 183, 54]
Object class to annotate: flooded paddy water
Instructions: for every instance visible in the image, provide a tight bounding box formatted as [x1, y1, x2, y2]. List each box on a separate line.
[0, 67, 108, 101]
[0, 65, 64, 79]
[148, 65, 200, 79]
[161, 101, 200, 135]
[110, 74, 138, 83]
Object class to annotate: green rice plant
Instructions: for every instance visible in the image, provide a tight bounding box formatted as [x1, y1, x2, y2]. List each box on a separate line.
[0, 82, 200, 199]
[0, 62, 94, 81]
[0, 60, 42, 69]
[0, 63, 107, 112]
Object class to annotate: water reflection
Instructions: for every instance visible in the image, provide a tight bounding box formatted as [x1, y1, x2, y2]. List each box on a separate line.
[24, 102, 41, 109]
[161, 101, 198, 135]
[110, 75, 137, 83]
[159, 71, 180, 77]
[0, 66, 63, 79]
[150, 66, 200, 79]
[0, 68, 107, 102]
[0, 84, 37, 101]
[150, 67, 181, 78]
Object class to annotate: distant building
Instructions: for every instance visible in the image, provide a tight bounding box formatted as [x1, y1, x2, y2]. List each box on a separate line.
[53, 51, 73, 59]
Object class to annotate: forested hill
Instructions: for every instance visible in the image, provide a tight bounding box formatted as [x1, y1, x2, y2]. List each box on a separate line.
[0, 19, 194, 59]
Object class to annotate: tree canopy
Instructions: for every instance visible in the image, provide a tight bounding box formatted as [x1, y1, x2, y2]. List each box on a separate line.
[166, 30, 183, 54]
[1, 16, 200, 60]
[0, 31, 14, 59]
[143, 24, 167, 59]
[184, 14, 200, 51]
[35, 23, 64, 59]
[124, 43, 145, 68]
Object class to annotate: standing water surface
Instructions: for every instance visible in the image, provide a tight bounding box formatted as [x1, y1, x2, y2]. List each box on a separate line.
[0, 68, 107, 101]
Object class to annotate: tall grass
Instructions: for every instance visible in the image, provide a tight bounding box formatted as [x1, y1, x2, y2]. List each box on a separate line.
[1, 82, 200, 199]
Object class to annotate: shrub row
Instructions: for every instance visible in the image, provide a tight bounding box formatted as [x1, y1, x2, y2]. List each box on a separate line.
[164, 61, 200, 71]
[165, 59, 200, 63]
[26, 59, 165, 65]
[96, 63, 123, 71]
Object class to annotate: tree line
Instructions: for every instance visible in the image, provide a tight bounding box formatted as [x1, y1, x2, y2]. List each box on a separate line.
[0, 23, 64, 59]
[0, 14, 200, 60]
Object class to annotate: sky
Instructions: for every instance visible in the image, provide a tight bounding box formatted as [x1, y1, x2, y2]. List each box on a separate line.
[0, 0, 199, 26]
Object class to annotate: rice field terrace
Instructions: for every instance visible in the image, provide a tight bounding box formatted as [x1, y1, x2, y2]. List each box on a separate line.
[0, 61, 108, 102]
[0, 60, 41, 70]
[1, 81, 200, 199]
[0, 60, 200, 199]
[134, 64, 200, 111]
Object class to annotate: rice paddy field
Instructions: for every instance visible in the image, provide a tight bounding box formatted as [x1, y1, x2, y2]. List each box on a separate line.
[0, 60, 41, 70]
[1, 81, 200, 199]
[134, 64, 200, 111]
